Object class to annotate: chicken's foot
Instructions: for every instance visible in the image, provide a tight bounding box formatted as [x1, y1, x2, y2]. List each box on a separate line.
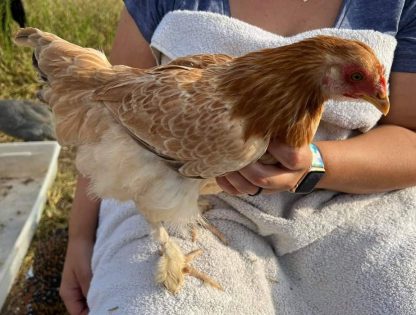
[153, 223, 223, 294]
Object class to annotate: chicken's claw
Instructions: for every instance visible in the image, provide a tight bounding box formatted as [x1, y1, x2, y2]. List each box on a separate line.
[197, 197, 213, 213]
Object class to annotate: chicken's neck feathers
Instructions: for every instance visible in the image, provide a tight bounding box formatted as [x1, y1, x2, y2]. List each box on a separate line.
[211, 44, 330, 147]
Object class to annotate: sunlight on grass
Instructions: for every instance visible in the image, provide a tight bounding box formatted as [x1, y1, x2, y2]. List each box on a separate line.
[0, 0, 122, 99]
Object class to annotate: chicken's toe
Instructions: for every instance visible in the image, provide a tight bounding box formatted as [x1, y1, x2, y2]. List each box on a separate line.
[192, 221, 228, 245]
[183, 249, 223, 291]
[197, 197, 213, 213]
[202, 222, 228, 245]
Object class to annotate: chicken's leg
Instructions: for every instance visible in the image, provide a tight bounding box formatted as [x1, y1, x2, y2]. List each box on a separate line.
[192, 197, 229, 245]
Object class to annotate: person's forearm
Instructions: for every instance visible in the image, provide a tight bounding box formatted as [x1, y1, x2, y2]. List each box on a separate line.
[68, 174, 100, 241]
[316, 124, 416, 194]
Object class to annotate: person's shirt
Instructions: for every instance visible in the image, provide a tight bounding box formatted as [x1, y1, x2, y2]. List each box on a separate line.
[124, 0, 416, 72]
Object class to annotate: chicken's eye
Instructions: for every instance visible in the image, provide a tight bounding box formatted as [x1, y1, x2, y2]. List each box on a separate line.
[351, 72, 364, 81]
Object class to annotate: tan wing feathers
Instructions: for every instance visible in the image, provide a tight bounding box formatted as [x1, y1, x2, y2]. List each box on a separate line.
[14, 27, 59, 48]
[95, 62, 267, 178]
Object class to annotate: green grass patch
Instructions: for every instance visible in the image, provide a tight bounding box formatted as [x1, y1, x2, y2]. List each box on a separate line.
[0, 0, 122, 99]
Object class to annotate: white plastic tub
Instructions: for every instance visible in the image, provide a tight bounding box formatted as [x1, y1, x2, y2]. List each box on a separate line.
[0, 141, 60, 309]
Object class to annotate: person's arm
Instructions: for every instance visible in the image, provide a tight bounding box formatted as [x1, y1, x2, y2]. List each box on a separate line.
[59, 175, 100, 315]
[217, 71, 416, 195]
[59, 7, 156, 315]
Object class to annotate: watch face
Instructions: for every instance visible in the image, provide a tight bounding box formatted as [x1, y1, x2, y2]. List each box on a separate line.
[295, 171, 325, 194]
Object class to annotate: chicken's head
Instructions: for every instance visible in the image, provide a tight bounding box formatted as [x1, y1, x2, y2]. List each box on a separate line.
[322, 42, 390, 116]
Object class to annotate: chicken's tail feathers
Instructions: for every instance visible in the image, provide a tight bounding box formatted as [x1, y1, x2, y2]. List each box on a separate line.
[14, 28, 113, 146]
[15, 28, 56, 82]
[14, 27, 57, 47]
[14, 27, 111, 85]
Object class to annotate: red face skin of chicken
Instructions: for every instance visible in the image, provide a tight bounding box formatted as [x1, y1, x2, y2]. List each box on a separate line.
[341, 64, 389, 115]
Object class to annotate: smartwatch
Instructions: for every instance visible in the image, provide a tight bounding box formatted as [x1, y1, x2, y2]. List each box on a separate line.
[290, 143, 325, 194]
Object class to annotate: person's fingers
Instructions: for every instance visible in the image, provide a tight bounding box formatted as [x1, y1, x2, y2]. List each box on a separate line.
[60, 269, 89, 315]
[267, 139, 312, 171]
[216, 176, 241, 195]
[217, 145, 312, 194]
[77, 265, 92, 298]
[239, 162, 302, 191]
[223, 171, 260, 195]
[60, 240, 94, 315]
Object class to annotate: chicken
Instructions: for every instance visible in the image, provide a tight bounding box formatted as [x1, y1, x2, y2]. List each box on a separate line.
[0, 100, 55, 141]
[15, 27, 389, 294]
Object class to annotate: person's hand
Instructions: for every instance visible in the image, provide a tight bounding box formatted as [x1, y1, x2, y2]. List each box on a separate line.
[216, 139, 313, 195]
[60, 237, 94, 315]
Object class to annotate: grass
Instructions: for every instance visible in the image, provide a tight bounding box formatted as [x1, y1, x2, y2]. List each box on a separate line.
[0, 0, 122, 99]
[0, 1, 122, 313]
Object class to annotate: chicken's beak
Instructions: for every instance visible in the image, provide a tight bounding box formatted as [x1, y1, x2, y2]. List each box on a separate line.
[362, 92, 390, 116]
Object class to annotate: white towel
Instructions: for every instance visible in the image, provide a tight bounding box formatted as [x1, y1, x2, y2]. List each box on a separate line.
[88, 11, 416, 315]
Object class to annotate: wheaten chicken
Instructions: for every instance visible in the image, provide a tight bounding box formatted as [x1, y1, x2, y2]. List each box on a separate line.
[0, 100, 55, 141]
[15, 28, 389, 294]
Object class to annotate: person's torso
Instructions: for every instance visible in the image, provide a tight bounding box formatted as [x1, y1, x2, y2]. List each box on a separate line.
[170, 0, 407, 36]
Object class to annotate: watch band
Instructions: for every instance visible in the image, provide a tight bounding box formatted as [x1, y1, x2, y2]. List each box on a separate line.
[290, 143, 325, 194]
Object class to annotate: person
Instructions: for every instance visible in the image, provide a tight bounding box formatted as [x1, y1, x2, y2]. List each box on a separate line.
[59, 1, 416, 314]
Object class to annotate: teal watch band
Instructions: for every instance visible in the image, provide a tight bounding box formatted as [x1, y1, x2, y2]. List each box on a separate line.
[290, 143, 325, 194]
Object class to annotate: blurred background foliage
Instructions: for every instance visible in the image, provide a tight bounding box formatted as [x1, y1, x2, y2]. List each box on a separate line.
[0, 0, 122, 99]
